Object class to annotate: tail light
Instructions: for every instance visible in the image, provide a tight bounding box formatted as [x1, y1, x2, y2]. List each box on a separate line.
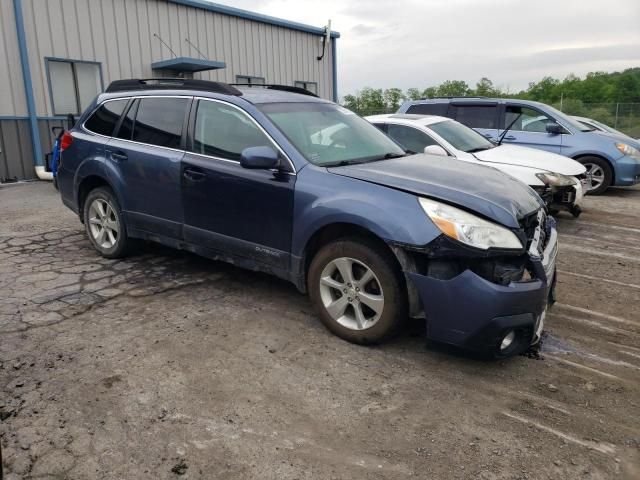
[60, 131, 73, 151]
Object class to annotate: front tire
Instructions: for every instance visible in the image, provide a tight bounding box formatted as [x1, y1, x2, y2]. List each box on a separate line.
[308, 238, 407, 344]
[83, 187, 131, 258]
[579, 156, 612, 195]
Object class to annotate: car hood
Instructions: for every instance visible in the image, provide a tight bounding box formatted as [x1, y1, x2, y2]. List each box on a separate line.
[328, 154, 544, 228]
[473, 145, 586, 175]
[591, 130, 640, 149]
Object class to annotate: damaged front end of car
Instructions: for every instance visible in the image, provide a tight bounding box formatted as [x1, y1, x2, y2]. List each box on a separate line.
[533, 173, 586, 218]
[391, 206, 557, 358]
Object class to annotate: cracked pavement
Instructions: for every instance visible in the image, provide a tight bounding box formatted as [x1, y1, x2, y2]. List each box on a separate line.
[1, 182, 639, 479]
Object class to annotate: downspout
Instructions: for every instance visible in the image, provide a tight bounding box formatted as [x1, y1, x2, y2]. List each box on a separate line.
[13, 0, 50, 180]
[331, 36, 338, 103]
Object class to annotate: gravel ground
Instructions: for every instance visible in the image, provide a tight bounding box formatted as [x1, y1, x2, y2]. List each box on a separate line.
[0, 181, 639, 479]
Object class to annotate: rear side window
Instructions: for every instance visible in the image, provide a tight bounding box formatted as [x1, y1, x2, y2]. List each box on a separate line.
[191, 100, 272, 161]
[453, 105, 498, 129]
[84, 99, 128, 136]
[405, 103, 449, 116]
[387, 124, 438, 153]
[131, 97, 189, 149]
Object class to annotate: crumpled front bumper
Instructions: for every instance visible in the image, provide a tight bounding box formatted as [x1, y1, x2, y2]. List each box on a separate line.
[550, 180, 584, 214]
[407, 226, 558, 355]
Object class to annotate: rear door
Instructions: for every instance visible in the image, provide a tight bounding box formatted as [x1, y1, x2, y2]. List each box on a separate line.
[105, 96, 191, 239]
[449, 102, 500, 142]
[499, 104, 564, 154]
[181, 98, 295, 270]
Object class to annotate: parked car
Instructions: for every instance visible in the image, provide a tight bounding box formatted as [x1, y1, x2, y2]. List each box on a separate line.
[572, 115, 639, 141]
[398, 98, 640, 194]
[366, 114, 587, 217]
[56, 78, 557, 358]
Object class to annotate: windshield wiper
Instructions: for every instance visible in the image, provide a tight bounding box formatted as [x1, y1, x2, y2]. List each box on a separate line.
[466, 146, 491, 153]
[497, 112, 522, 146]
[380, 152, 409, 160]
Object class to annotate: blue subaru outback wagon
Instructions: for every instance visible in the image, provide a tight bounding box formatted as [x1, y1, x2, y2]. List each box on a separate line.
[57, 79, 557, 358]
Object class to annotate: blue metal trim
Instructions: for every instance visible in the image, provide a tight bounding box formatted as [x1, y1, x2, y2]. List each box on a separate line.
[0, 116, 28, 120]
[13, 0, 42, 166]
[168, 0, 340, 38]
[331, 38, 338, 102]
[151, 57, 226, 72]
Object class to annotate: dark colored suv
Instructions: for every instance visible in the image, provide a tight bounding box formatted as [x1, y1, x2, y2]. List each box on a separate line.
[57, 79, 557, 358]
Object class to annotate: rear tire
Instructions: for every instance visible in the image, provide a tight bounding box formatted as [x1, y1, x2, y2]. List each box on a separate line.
[82, 187, 131, 259]
[578, 156, 612, 195]
[308, 238, 407, 344]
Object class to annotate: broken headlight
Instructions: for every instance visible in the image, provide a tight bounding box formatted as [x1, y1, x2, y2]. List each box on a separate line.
[535, 172, 576, 187]
[418, 197, 523, 250]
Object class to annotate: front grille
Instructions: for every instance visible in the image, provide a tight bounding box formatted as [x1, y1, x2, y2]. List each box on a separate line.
[520, 209, 548, 255]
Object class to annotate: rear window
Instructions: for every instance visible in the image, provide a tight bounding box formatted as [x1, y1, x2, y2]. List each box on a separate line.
[405, 103, 449, 116]
[131, 97, 189, 149]
[453, 105, 498, 129]
[84, 99, 128, 136]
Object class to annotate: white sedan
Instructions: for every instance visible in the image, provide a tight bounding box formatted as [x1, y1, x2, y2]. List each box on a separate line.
[366, 114, 588, 217]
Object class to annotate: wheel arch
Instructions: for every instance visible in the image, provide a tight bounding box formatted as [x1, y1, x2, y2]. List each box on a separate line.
[76, 175, 116, 222]
[573, 153, 615, 184]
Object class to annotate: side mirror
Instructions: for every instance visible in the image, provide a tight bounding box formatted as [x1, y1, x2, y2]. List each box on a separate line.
[424, 145, 448, 157]
[546, 122, 563, 135]
[240, 146, 280, 170]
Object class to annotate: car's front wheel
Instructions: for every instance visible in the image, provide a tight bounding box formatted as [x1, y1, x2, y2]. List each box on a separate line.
[83, 187, 131, 258]
[579, 156, 612, 195]
[308, 238, 407, 344]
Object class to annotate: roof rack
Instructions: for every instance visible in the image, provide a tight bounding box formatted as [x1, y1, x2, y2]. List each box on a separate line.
[427, 96, 489, 100]
[230, 83, 319, 97]
[105, 78, 242, 95]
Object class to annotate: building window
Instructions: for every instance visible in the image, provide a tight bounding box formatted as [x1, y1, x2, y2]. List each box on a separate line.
[235, 75, 265, 86]
[294, 81, 317, 95]
[46, 58, 103, 115]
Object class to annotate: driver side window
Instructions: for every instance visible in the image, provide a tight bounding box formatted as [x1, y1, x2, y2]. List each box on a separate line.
[505, 106, 553, 133]
[192, 100, 273, 161]
[387, 124, 438, 153]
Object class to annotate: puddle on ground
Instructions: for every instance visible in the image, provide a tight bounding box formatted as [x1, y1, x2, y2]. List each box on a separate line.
[521, 331, 577, 360]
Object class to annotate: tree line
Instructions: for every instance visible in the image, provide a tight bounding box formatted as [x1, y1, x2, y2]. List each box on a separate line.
[342, 67, 640, 115]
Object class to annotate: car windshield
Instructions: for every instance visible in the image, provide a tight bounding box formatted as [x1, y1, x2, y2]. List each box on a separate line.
[543, 104, 594, 132]
[428, 120, 495, 153]
[258, 102, 406, 166]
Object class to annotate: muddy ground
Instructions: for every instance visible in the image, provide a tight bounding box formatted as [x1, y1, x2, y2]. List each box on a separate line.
[1, 181, 639, 479]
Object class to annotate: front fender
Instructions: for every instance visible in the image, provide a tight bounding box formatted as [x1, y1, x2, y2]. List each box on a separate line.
[291, 166, 441, 257]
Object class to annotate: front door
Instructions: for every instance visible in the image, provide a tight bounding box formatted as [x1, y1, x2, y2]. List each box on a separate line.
[106, 96, 191, 239]
[499, 104, 564, 154]
[181, 98, 295, 270]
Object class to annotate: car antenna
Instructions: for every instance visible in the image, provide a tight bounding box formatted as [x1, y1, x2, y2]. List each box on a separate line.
[497, 111, 522, 146]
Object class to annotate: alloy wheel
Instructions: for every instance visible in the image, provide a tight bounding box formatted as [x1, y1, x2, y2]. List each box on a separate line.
[88, 198, 119, 249]
[583, 162, 605, 191]
[318, 257, 384, 331]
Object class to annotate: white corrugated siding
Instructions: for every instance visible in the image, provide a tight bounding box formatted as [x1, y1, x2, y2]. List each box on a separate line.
[0, 0, 28, 116]
[17, 0, 334, 116]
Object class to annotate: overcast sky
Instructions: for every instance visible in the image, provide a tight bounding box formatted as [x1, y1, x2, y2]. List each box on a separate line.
[222, 0, 640, 97]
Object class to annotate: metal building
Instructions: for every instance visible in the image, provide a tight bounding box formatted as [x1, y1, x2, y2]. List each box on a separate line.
[0, 0, 339, 181]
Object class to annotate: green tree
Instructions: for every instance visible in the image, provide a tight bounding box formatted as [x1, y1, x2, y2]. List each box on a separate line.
[474, 77, 498, 97]
[383, 88, 406, 111]
[406, 88, 423, 101]
[436, 80, 471, 97]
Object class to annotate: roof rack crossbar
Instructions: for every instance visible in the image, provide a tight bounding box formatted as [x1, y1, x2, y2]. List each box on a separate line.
[230, 83, 319, 97]
[105, 78, 242, 96]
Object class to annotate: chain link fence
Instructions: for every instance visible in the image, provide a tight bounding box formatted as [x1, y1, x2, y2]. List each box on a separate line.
[555, 101, 640, 138]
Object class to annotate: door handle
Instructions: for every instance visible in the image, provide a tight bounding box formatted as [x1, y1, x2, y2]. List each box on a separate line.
[183, 167, 206, 182]
[110, 151, 128, 162]
[503, 135, 516, 141]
